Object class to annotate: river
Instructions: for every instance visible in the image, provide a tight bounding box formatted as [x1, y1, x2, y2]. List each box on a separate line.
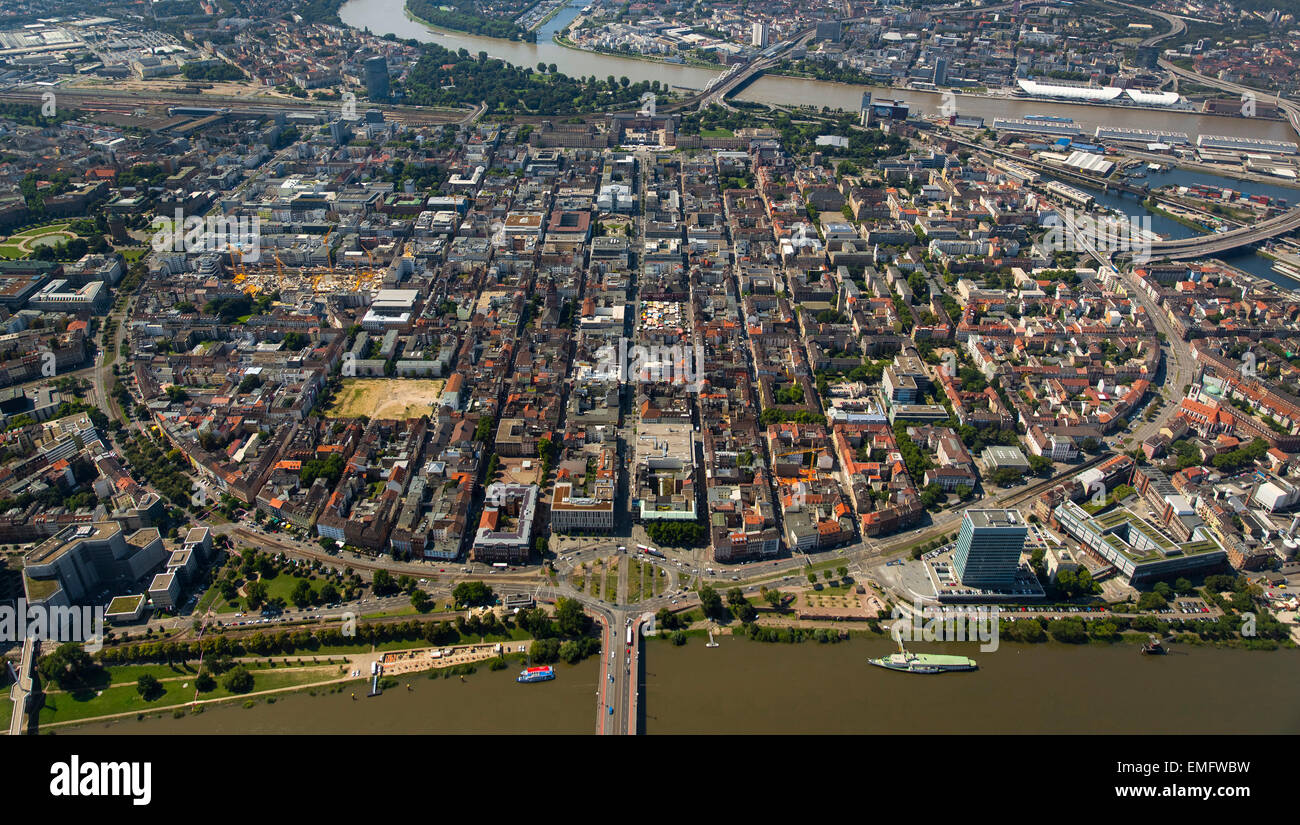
[342, 0, 1297, 145]
[60, 637, 1299, 734]
[641, 637, 1300, 734]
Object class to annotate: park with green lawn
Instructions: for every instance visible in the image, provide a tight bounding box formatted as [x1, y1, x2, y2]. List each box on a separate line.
[36, 653, 358, 726]
[0, 222, 77, 258]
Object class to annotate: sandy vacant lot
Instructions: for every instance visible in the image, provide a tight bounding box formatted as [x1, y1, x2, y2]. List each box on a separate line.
[328, 379, 443, 420]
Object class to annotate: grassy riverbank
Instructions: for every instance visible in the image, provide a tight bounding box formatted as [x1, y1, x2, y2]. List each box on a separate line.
[39, 660, 347, 726]
[551, 32, 721, 71]
[1142, 197, 1216, 232]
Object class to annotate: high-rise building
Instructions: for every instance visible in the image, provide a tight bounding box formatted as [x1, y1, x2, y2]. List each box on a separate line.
[815, 20, 842, 41]
[933, 56, 948, 86]
[859, 90, 872, 126]
[364, 55, 390, 101]
[952, 509, 1028, 588]
[751, 21, 770, 48]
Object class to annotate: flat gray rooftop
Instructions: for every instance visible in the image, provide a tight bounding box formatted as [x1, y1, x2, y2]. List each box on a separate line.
[967, 509, 1024, 528]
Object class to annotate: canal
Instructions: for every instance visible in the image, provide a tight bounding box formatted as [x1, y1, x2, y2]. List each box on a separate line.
[1061, 165, 1299, 288]
[60, 637, 1300, 734]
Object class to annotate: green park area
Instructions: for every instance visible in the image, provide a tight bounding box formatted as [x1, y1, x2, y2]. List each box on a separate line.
[38, 659, 349, 725]
[0, 223, 76, 258]
[201, 568, 330, 614]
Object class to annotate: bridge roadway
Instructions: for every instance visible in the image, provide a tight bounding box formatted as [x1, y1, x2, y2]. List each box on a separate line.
[662, 25, 819, 113]
[948, 135, 1300, 261]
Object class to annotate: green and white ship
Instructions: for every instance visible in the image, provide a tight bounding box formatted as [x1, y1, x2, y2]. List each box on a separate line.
[869, 640, 977, 674]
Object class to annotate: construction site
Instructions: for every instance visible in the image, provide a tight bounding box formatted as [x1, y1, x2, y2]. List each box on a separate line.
[224, 232, 412, 298]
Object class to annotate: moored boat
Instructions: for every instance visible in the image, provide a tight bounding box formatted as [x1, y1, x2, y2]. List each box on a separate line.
[1141, 635, 1167, 655]
[869, 638, 977, 673]
[517, 665, 556, 683]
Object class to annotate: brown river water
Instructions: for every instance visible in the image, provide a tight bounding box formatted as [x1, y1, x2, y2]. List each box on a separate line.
[59, 638, 1299, 734]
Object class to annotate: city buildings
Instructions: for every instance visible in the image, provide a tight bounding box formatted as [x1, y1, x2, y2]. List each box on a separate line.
[952, 509, 1029, 588]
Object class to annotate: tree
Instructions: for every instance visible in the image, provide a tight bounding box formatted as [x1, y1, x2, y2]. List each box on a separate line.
[223, 666, 254, 694]
[372, 569, 397, 596]
[698, 585, 724, 619]
[136, 673, 163, 700]
[246, 579, 269, 609]
[195, 671, 216, 692]
[320, 582, 340, 604]
[763, 590, 784, 609]
[411, 589, 432, 613]
[291, 578, 314, 609]
[37, 642, 99, 689]
[645, 520, 707, 547]
[451, 580, 494, 606]
[558, 640, 582, 663]
[1138, 591, 1168, 611]
[726, 587, 746, 607]
[655, 608, 682, 631]
[1027, 454, 1053, 476]
[1047, 618, 1088, 644]
[555, 597, 590, 637]
[990, 467, 1022, 487]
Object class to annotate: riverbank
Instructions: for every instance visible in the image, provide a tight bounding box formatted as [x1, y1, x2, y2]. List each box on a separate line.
[58, 655, 600, 734]
[551, 32, 721, 70]
[402, 4, 532, 45]
[1142, 197, 1217, 232]
[40, 646, 524, 732]
[527, 0, 570, 32]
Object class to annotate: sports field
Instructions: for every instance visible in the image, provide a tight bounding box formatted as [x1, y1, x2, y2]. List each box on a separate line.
[328, 379, 443, 420]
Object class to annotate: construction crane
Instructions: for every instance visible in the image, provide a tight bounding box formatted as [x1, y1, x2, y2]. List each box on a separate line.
[224, 243, 244, 283]
[356, 247, 378, 292]
[775, 447, 827, 465]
